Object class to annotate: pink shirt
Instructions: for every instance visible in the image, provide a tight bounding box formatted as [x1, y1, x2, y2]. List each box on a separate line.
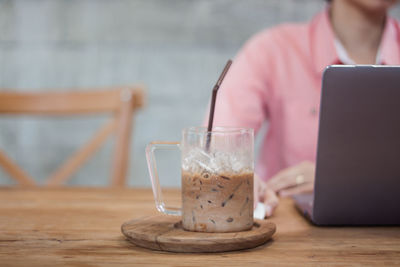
[212, 9, 400, 182]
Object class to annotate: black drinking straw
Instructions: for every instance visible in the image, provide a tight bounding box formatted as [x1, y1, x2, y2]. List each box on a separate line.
[205, 59, 233, 151]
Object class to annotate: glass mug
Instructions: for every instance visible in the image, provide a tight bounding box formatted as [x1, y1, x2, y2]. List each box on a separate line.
[146, 127, 254, 233]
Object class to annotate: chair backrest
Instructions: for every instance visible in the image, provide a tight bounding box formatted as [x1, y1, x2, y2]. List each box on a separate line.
[0, 87, 145, 187]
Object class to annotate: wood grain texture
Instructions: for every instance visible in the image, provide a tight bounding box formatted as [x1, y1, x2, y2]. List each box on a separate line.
[121, 215, 276, 252]
[0, 188, 399, 267]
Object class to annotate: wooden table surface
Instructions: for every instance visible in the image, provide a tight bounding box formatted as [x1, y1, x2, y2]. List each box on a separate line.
[0, 187, 399, 266]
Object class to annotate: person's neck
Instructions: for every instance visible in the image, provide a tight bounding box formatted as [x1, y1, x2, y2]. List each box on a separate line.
[330, 0, 386, 64]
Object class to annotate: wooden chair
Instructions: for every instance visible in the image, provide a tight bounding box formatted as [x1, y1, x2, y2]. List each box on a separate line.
[0, 87, 145, 187]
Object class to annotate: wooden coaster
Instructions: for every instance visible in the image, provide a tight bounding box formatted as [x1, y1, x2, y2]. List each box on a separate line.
[121, 215, 276, 253]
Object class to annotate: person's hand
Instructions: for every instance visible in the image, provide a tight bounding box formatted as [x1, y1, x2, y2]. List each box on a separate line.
[254, 161, 315, 217]
[254, 174, 279, 217]
[266, 161, 315, 197]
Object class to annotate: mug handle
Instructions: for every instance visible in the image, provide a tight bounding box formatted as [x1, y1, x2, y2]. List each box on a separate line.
[145, 141, 182, 216]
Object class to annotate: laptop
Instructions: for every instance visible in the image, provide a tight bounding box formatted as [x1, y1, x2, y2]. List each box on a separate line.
[293, 65, 400, 225]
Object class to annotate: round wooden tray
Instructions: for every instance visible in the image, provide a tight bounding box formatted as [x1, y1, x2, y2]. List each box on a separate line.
[121, 215, 276, 253]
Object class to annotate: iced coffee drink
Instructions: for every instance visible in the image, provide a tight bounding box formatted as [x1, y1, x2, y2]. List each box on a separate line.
[146, 126, 254, 233]
[181, 142, 254, 233]
[182, 169, 253, 232]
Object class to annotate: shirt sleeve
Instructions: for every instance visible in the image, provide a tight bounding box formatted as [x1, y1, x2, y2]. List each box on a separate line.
[206, 32, 271, 135]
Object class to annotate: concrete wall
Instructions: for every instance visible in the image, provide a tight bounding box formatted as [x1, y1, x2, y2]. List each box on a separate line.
[0, 0, 399, 187]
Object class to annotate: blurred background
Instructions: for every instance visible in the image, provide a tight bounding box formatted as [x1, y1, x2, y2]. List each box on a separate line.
[0, 0, 399, 187]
